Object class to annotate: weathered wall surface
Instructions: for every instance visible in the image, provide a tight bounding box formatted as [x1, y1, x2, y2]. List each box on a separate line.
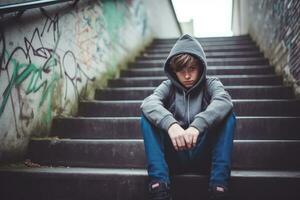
[231, 0, 249, 35]
[0, 0, 151, 163]
[143, 0, 182, 38]
[247, 0, 300, 96]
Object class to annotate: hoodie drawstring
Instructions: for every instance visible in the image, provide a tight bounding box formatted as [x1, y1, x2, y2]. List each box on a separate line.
[187, 94, 190, 124]
[183, 91, 191, 125]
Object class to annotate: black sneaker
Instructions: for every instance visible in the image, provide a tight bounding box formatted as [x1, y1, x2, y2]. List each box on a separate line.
[148, 180, 172, 200]
[209, 185, 229, 200]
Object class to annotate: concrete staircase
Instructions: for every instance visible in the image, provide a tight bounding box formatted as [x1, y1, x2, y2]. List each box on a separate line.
[1, 35, 300, 200]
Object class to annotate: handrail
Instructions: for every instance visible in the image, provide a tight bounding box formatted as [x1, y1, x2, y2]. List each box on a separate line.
[0, 0, 77, 14]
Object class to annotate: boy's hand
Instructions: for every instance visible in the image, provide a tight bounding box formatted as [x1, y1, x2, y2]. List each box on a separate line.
[185, 127, 200, 148]
[168, 123, 186, 151]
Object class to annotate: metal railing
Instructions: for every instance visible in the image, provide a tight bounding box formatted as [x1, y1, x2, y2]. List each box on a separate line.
[0, 0, 77, 14]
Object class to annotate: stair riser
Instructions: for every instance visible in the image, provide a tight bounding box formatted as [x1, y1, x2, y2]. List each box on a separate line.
[137, 51, 264, 60]
[108, 77, 282, 87]
[149, 41, 256, 48]
[27, 140, 300, 170]
[130, 59, 268, 67]
[78, 100, 300, 117]
[154, 35, 251, 42]
[136, 57, 265, 62]
[51, 117, 300, 140]
[95, 87, 293, 100]
[145, 45, 258, 53]
[0, 171, 147, 200]
[1, 170, 299, 200]
[145, 49, 257, 54]
[121, 67, 274, 76]
[151, 39, 254, 46]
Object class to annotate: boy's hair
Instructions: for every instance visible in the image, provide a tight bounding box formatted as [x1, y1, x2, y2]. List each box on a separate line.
[169, 53, 200, 72]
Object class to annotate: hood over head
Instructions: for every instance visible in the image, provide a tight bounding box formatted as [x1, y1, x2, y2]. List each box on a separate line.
[164, 34, 207, 92]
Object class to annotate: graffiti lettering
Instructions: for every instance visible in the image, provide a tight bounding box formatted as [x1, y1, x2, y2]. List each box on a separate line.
[0, 9, 95, 134]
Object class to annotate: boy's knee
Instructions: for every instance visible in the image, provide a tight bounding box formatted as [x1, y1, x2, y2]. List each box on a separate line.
[140, 114, 149, 125]
[226, 111, 236, 126]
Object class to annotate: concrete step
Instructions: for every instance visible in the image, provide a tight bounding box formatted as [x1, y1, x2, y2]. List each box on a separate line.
[78, 99, 300, 117]
[128, 64, 272, 70]
[149, 40, 256, 48]
[130, 57, 268, 67]
[151, 38, 254, 45]
[153, 35, 251, 43]
[121, 66, 274, 76]
[146, 44, 258, 52]
[51, 116, 300, 140]
[145, 44, 258, 53]
[1, 167, 299, 200]
[137, 51, 264, 60]
[27, 139, 300, 170]
[108, 75, 282, 87]
[95, 86, 294, 100]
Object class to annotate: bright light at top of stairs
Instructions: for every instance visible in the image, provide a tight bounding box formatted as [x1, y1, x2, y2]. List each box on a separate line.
[172, 0, 233, 37]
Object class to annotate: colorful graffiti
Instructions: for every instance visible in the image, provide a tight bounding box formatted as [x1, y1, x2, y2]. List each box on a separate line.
[0, 0, 150, 162]
[74, 0, 107, 68]
[0, 9, 95, 135]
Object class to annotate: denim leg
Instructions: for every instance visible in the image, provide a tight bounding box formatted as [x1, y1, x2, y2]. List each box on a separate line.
[189, 130, 213, 174]
[209, 112, 236, 188]
[140, 112, 236, 186]
[140, 114, 171, 183]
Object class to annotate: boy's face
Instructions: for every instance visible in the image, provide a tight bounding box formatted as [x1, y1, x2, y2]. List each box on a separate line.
[175, 64, 201, 89]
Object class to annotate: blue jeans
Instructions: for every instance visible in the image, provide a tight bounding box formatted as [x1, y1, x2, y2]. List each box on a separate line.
[140, 112, 236, 188]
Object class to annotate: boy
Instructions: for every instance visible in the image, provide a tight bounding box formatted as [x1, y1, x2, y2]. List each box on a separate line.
[140, 34, 236, 200]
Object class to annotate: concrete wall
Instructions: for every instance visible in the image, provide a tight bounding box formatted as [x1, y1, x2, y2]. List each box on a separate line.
[143, 0, 182, 38]
[180, 19, 194, 36]
[231, 0, 249, 35]
[247, 0, 300, 97]
[232, 0, 300, 97]
[0, 0, 152, 163]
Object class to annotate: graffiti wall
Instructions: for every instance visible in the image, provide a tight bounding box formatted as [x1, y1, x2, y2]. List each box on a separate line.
[0, 0, 151, 162]
[247, 0, 300, 96]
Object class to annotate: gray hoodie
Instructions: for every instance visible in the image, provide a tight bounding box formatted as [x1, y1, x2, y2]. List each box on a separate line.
[140, 34, 233, 133]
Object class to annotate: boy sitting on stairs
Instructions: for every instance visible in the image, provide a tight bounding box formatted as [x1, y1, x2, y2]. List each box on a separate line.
[140, 34, 236, 200]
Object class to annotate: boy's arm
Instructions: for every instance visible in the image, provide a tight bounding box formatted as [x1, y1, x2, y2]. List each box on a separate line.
[140, 80, 178, 132]
[189, 77, 233, 133]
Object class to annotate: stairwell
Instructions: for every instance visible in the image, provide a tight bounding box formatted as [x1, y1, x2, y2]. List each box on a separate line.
[1, 35, 300, 200]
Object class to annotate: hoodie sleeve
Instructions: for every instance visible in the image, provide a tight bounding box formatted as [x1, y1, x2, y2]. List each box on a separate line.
[189, 77, 233, 133]
[140, 80, 178, 132]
